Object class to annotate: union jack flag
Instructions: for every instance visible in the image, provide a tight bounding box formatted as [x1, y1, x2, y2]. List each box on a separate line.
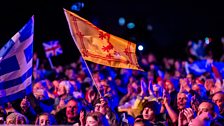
[42, 40, 63, 57]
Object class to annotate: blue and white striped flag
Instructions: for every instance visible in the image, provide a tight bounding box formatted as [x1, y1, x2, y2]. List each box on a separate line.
[0, 16, 34, 104]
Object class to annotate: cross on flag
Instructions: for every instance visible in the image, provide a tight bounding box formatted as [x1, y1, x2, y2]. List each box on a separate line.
[42, 40, 63, 57]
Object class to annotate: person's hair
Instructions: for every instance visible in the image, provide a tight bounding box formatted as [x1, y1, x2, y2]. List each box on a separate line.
[178, 91, 192, 100]
[6, 112, 28, 124]
[59, 80, 74, 95]
[35, 112, 57, 125]
[142, 101, 161, 115]
[86, 111, 109, 126]
[212, 91, 224, 99]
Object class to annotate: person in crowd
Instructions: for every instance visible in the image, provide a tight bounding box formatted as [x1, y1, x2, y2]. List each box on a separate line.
[53, 80, 74, 113]
[141, 101, 166, 126]
[85, 111, 109, 126]
[52, 79, 60, 97]
[94, 98, 118, 126]
[164, 80, 178, 109]
[35, 112, 57, 126]
[65, 67, 77, 80]
[13, 80, 55, 123]
[204, 79, 215, 96]
[99, 79, 119, 110]
[196, 101, 224, 126]
[119, 80, 139, 107]
[188, 111, 212, 126]
[0, 106, 6, 124]
[177, 91, 192, 112]
[212, 91, 224, 117]
[6, 112, 29, 125]
[192, 84, 207, 100]
[55, 98, 82, 125]
[31, 80, 54, 113]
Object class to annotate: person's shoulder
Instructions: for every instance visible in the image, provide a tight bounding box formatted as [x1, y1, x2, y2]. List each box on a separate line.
[214, 115, 224, 124]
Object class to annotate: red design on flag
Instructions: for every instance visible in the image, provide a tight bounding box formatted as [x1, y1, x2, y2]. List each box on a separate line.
[99, 31, 110, 41]
[42, 40, 63, 57]
[124, 42, 134, 65]
[106, 53, 113, 59]
[102, 42, 113, 52]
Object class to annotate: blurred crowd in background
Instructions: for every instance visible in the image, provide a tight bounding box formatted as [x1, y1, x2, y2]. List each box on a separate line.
[0, 37, 224, 126]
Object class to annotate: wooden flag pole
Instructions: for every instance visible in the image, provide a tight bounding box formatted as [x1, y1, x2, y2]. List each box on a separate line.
[82, 58, 102, 97]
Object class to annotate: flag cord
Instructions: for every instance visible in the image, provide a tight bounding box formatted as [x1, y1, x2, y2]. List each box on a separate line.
[82, 58, 102, 97]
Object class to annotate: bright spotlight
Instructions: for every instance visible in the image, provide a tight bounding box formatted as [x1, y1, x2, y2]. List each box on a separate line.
[118, 17, 125, 26]
[138, 45, 144, 51]
[127, 22, 135, 29]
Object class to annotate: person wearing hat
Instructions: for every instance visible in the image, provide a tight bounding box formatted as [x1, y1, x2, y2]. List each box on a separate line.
[141, 101, 166, 126]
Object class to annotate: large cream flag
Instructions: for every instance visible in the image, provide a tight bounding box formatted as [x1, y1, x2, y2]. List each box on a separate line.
[64, 9, 143, 71]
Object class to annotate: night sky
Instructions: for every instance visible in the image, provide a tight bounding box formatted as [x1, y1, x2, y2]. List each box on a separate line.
[0, 0, 224, 65]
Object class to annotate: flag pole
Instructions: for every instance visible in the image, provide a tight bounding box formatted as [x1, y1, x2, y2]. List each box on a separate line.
[36, 58, 39, 69]
[47, 57, 54, 69]
[82, 58, 102, 97]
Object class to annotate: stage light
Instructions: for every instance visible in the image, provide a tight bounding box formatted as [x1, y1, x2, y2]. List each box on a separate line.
[71, 2, 85, 11]
[221, 37, 224, 44]
[205, 37, 212, 44]
[138, 45, 144, 51]
[147, 24, 153, 31]
[118, 17, 125, 26]
[127, 22, 135, 29]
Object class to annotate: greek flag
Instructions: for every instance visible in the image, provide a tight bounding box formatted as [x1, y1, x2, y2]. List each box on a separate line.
[0, 16, 34, 104]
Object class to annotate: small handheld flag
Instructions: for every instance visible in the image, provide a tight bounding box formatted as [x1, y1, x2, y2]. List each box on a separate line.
[42, 40, 63, 58]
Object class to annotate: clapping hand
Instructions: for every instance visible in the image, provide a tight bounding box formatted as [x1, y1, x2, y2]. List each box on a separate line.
[140, 79, 147, 96]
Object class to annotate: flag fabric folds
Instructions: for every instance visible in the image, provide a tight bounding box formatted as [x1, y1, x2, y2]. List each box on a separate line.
[42, 40, 63, 57]
[0, 16, 34, 104]
[64, 9, 142, 71]
[185, 59, 224, 79]
[185, 60, 208, 77]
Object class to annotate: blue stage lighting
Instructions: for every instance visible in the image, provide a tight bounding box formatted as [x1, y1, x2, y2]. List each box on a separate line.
[127, 22, 135, 29]
[71, 2, 85, 11]
[118, 17, 125, 26]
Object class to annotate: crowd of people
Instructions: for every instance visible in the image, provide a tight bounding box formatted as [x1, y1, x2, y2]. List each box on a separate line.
[0, 41, 224, 126]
